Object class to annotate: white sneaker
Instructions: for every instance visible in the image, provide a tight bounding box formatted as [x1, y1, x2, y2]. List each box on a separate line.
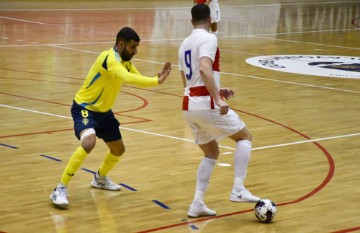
[188, 201, 216, 218]
[50, 186, 69, 208]
[230, 187, 260, 203]
[91, 173, 121, 191]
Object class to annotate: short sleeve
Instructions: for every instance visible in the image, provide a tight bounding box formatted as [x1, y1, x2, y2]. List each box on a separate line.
[199, 34, 217, 62]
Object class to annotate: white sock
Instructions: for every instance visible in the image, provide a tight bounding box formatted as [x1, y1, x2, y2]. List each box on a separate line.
[193, 157, 216, 202]
[233, 140, 252, 192]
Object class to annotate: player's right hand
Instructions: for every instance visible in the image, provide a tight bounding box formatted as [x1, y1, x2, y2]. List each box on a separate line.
[158, 62, 172, 84]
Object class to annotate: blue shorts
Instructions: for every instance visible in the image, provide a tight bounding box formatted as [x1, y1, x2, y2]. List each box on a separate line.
[71, 101, 121, 142]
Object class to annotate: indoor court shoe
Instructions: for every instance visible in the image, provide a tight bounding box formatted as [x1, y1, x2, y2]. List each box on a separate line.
[230, 187, 260, 203]
[50, 186, 69, 208]
[91, 172, 121, 191]
[188, 201, 216, 218]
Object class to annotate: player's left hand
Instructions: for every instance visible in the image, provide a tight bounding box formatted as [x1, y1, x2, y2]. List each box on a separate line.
[157, 62, 172, 84]
[220, 88, 235, 100]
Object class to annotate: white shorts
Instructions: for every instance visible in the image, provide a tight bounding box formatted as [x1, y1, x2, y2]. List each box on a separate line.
[209, 0, 221, 23]
[183, 108, 245, 145]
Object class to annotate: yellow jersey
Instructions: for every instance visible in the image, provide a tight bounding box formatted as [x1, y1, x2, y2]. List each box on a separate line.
[74, 47, 158, 112]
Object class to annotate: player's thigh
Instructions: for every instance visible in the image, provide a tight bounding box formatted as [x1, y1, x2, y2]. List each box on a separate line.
[209, 109, 245, 140]
[71, 101, 97, 141]
[183, 111, 214, 145]
[96, 111, 122, 143]
[229, 126, 252, 142]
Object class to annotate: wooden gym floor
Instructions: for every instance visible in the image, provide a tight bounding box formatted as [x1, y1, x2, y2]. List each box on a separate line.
[0, 0, 359, 232]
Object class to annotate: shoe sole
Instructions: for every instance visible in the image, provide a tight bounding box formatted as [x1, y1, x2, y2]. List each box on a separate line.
[91, 182, 121, 191]
[230, 198, 260, 203]
[230, 192, 260, 203]
[50, 195, 69, 209]
[187, 213, 216, 218]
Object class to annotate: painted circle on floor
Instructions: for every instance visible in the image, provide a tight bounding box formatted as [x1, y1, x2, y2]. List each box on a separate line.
[246, 55, 360, 79]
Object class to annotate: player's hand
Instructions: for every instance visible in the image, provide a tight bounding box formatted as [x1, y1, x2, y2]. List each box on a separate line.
[215, 99, 229, 116]
[158, 62, 172, 84]
[220, 88, 235, 100]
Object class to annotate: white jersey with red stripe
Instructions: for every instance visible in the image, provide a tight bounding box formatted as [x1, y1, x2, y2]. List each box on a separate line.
[178, 28, 220, 111]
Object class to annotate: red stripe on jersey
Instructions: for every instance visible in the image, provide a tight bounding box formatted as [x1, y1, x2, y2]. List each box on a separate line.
[190, 86, 210, 96]
[195, 0, 207, 3]
[182, 96, 189, 110]
[183, 86, 216, 110]
[212, 47, 220, 72]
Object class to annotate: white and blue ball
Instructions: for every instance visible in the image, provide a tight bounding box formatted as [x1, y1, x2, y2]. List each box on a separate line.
[254, 199, 277, 223]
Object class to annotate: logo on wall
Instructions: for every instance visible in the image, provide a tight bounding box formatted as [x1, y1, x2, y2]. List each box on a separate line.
[246, 55, 360, 79]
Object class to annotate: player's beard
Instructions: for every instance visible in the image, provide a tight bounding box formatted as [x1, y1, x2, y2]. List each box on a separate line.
[120, 47, 134, 61]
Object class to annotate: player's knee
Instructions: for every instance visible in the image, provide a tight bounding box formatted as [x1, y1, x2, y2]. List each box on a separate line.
[231, 127, 253, 142]
[205, 148, 219, 160]
[111, 146, 125, 157]
[81, 136, 96, 153]
[245, 131, 253, 142]
[212, 152, 220, 160]
[80, 129, 96, 153]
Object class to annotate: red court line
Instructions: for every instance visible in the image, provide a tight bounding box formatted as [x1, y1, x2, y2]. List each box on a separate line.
[0, 128, 73, 139]
[331, 226, 360, 233]
[118, 91, 149, 113]
[1, 78, 150, 112]
[0, 76, 80, 85]
[136, 109, 335, 233]
[0, 67, 83, 81]
[1, 80, 154, 138]
[0, 91, 72, 106]
[0, 56, 339, 233]
[1, 91, 151, 121]
[0, 118, 151, 139]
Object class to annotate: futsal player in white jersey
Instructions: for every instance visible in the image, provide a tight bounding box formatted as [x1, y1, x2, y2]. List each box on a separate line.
[178, 4, 260, 218]
[194, 0, 221, 36]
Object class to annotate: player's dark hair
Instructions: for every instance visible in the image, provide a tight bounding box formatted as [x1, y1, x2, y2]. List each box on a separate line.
[116, 27, 140, 44]
[191, 4, 210, 24]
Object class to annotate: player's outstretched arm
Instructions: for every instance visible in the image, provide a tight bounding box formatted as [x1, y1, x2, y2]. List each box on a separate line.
[158, 62, 172, 84]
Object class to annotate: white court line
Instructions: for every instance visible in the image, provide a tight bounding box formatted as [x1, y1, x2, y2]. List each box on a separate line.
[248, 35, 360, 51]
[0, 0, 358, 11]
[0, 16, 45, 24]
[1, 103, 359, 152]
[0, 104, 71, 119]
[1, 27, 359, 49]
[6, 44, 360, 95]
[252, 132, 360, 151]
[0, 38, 187, 48]
[4, 44, 351, 94]
[221, 71, 360, 94]
[0, 40, 359, 96]
[54, 45, 360, 94]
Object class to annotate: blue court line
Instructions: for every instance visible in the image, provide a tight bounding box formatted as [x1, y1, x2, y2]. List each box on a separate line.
[152, 200, 171, 209]
[189, 225, 199, 230]
[0, 143, 18, 149]
[119, 183, 137, 191]
[80, 169, 137, 192]
[40, 154, 61, 162]
[81, 168, 96, 174]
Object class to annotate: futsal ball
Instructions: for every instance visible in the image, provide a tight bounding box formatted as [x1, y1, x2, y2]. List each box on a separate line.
[254, 199, 277, 223]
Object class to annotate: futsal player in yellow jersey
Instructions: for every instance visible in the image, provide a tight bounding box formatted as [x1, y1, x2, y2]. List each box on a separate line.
[50, 27, 172, 208]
